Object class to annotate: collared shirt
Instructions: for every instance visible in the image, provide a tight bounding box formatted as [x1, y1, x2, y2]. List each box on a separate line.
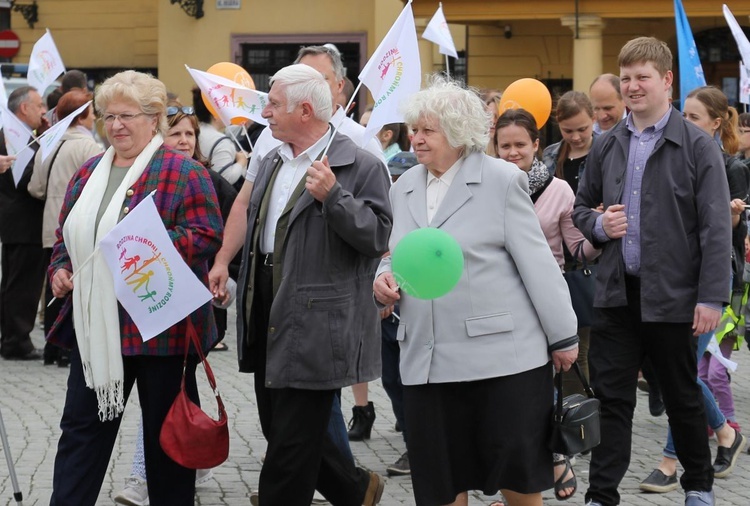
[593, 108, 671, 276]
[246, 106, 387, 183]
[260, 128, 331, 253]
[426, 158, 463, 223]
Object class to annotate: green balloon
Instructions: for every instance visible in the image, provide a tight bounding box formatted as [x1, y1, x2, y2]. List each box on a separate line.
[391, 228, 464, 300]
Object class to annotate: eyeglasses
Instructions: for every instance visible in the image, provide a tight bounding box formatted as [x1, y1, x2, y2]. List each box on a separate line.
[739, 128, 750, 134]
[167, 106, 195, 117]
[102, 112, 149, 124]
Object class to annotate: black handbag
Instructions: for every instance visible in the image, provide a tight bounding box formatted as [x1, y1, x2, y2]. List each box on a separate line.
[563, 243, 596, 327]
[549, 362, 601, 456]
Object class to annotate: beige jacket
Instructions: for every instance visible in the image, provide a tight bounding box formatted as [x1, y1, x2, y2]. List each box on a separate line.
[28, 127, 103, 247]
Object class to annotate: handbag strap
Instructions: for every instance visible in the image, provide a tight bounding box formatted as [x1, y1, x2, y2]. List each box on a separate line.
[573, 242, 590, 273]
[554, 362, 596, 420]
[179, 230, 223, 403]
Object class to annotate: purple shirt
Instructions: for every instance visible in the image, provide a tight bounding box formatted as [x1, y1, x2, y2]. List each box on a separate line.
[594, 108, 671, 276]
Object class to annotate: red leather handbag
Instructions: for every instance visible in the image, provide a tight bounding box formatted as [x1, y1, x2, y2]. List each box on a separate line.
[159, 231, 229, 469]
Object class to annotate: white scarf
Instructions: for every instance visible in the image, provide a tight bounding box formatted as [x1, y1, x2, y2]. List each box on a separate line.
[63, 134, 163, 421]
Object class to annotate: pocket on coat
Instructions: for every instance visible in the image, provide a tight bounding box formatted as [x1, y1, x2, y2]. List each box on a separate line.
[396, 323, 406, 342]
[305, 293, 352, 310]
[465, 312, 514, 338]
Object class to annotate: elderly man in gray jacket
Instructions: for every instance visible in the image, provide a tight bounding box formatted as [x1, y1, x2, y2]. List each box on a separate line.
[574, 37, 730, 506]
[210, 63, 392, 505]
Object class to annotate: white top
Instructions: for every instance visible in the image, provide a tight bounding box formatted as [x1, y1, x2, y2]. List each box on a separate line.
[245, 106, 387, 183]
[425, 158, 462, 223]
[260, 129, 331, 254]
[198, 122, 244, 185]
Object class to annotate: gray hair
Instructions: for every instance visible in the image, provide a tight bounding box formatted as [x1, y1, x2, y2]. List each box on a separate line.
[95, 70, 168, 135]
[270, 64, 333, 122]
[294, 45, 345, 81]
[7, 86, 37, 114]
[401, 75, 490, 154]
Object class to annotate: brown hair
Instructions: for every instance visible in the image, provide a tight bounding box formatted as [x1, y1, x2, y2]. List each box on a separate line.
[618, 37, 673, 77]
[166, 99, 210, 168]
[493, 108, 539, 155]
[555, 90, 594, 173]
[739, 112, 750, 129]
[687, 86, 740, 155]
[57, 89, 93, 123]
[381, 123, 411, 151]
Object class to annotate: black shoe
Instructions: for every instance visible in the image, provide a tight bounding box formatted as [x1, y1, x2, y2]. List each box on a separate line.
[714, 428, 747, 478]
[395, 420, 402, 432]
[639, 468, 678, 493]
[2, 348, 43, 361]
[348, 402, 376, 441]
[648, 390, 665, 417]
[386, 452, 410, 476]
[57, 355, 70, 367]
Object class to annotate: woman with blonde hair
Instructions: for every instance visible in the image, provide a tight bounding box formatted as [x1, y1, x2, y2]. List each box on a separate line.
[47, 71, 223, 506]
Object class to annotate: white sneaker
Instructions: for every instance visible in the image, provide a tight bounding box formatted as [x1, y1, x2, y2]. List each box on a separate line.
[114, 476, 149, 506]
[196, 468, 214, 485]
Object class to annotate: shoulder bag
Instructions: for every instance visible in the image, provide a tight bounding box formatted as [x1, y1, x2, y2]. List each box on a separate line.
[549, 362, 601, 456]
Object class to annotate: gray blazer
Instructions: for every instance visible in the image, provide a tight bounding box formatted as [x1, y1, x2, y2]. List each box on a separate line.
[376, 151, 578, 386]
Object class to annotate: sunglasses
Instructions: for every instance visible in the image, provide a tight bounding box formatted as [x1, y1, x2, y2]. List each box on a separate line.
[166, 106, 194, 117]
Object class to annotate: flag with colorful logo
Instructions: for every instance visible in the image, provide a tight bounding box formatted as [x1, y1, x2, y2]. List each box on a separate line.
[38, 100, 91, 162]
[358, 0, 421, 146]
[422, 3, 458, 59]
[186, 65, 268, 127]
[0, 104, 35, 186]
[27, 29, 66, 93]
[99, 193, 213, 342]
[674, 0, 706, 108]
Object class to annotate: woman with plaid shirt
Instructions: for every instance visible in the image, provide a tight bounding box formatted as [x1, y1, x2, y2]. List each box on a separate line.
[47, 71, 223, 506]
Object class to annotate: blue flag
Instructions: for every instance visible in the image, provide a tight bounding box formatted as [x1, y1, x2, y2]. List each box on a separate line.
[674, 0, 706, 109]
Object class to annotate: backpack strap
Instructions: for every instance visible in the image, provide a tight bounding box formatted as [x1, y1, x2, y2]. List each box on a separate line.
[43, 140, 67, 198]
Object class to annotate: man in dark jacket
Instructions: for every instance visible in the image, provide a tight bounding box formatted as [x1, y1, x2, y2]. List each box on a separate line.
[210, 63, 392, 505]
[0, 86, 47, 360]
[574, 38, 729, 506]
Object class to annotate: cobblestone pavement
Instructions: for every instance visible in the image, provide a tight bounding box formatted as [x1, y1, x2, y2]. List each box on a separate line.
[2, 306, 750, 505]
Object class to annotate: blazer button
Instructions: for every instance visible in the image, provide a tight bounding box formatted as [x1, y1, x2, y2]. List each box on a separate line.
[426, 340, 433, 350]
[269, 326, 276, 333]
[123, 207, 130, 214]
[126, 189, 134, 197]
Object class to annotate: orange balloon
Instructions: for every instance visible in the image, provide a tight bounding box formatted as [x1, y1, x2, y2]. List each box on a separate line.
[201, 62, 256, 123]
[498, 78, 552, 128]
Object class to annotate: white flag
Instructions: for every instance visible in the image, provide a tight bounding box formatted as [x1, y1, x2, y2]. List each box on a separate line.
[99, 194, 213, 342]
[741, 62, 750, 106]
[358, 1, 421, 146]
[724, 5, 750, 67]
[38, 100, 91, 162]
[422, 4, 458, 59]
[27, 30, 66, 93]
[0, 104, 34, 186]
[186, 65, 268, 127]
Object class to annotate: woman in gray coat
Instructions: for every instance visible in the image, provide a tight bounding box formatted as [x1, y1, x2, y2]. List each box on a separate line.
[374, 77, 579, 506]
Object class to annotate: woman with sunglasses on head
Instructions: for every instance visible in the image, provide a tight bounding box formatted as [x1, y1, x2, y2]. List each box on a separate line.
[47, 71, 223, 506]
[113, 100, 239, 506]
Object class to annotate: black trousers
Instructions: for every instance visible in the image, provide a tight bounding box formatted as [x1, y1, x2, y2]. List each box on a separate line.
[585, 276, 713, 506]
[50, 349, 199, 506]
[252, 263, 370, 506]
[0, 243, 46, 356]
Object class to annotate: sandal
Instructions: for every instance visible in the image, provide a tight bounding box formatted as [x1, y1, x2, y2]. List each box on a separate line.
[553, 455, 577, 501]
[213, 342, 229, 351]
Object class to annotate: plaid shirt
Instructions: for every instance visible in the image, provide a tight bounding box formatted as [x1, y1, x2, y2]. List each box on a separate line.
[47, 146, 223, 356]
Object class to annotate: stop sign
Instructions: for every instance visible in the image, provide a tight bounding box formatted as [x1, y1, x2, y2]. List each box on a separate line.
[0, 30, 20, 59]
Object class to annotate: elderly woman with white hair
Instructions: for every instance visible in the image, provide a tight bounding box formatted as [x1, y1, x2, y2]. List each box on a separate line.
[373, 77, 579, 506]
[47, 70, 223, 506]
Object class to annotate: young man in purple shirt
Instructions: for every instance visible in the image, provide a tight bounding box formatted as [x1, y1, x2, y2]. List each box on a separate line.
[573, 37, 731, 506]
